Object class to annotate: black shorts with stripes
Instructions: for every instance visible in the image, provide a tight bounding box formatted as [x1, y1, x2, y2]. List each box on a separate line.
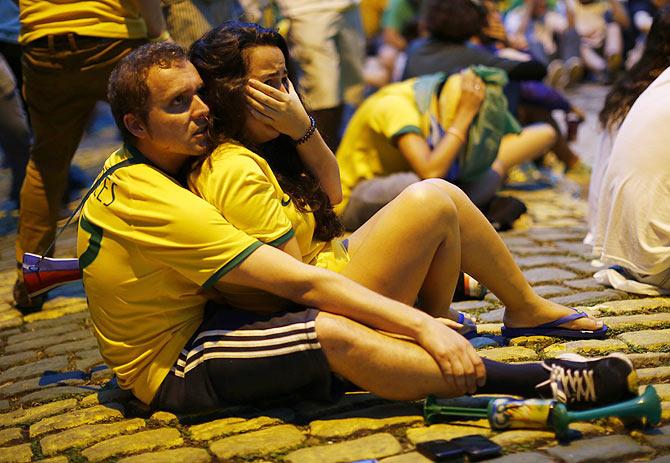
[151, 302, 340, 414]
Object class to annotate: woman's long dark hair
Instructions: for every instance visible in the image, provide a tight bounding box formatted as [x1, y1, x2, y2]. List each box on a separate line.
[189, 22, 343, 242]
[599, 7, 670, 132]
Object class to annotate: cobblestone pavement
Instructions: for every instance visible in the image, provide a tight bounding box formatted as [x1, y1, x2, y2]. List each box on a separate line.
[0, 87, 668, 463]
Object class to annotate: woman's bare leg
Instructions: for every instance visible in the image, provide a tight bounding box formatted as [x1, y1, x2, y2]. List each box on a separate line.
[342, 181, 461, 318]
[493, 123, 557, 176]
[426, 179, 602, 330]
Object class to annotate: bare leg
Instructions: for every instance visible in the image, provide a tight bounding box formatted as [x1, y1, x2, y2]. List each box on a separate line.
[493, 123, 557, 176]
[317, 312, 464, 399]
[342, 181, 461, 318]
[427, 179, 603, 331]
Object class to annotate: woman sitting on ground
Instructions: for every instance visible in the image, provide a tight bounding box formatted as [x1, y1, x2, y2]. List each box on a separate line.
[187, 21, 607, 342]
[587, 6, 670, 294]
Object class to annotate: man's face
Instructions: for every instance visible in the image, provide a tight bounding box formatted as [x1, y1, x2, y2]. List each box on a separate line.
[142, 61, 210, 159]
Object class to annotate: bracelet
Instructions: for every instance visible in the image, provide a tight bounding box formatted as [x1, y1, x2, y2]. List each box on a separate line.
[447, 127, 466, 144]
[148, 30, 172, 43]
[294, 116, 317, 145]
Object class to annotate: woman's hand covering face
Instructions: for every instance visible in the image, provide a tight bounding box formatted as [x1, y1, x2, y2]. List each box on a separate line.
[246, 78, 312, 140]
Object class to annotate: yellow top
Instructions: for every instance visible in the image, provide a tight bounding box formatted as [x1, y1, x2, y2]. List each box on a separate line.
[189, 142, 349, 308]
[78, 145, 262, 405]
[19, 0, 147, 44]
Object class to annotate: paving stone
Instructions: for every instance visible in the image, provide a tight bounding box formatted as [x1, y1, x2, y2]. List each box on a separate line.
[640, 425, 670, 450]
[490, 429, 555, 447]
[284, 432, 401, 463]
[0, 351, 36, 370]
[544, 435, 653, 463]
[479, 308, 504, 323]
[628, 352, 670, 368]
[91, 366, 114, 381]
[516, 255, 580, 268]
[0, 401, 8, 412]
[81, 428, 183, 462]
[543, 339, 629, 357]
[478, 323, 502, 335]
[5, 330, 91, 354]
[7, 323, 83, 344]
[44, 336, 98, 356]
[0, 377, 52, 398]
[118, 447, 212, 463]
[209, 424, 305, 460]
[554, 241, 593, 255]
[24, 311, 89, 330]
[406, 424, 490, 444]
[42, 296, 87, 311]
[0, 318, 23, 330]
[528, 230, 584, 242]
[619, 329, 670, 351]
[381, 451, 432, 462]
[331, 402, 423, 420]
[510, 245, 563, 255]
[451, 300, 494, 312]
[550, 290, 624, 306]
[523, 267, 578, 284]
[150, 411, 177, 424]
[29, 402, 124, 437]
[0, 443, 32, 462]
[562, 261, 599, 274]
[75, 350, 105, 371]
[0, 356, 68, 384]
[638, 367, 670, 384]
[23, 302, 88, 324]
[503, 236, 536, 247]
[593, 297, 670, 315]
[600, 313, 670, 332]
[486, 451, 556, 463]
[20, 385, 96, 404]
[649, 456, 670, 463]
[642, 384, 670, 401]
[478, 346, 538, 362]
[40, 417, 145, 455]
[565, 278, 606, 290]
[0, 427, 22, 445]
[35, 457, 68, 463]
[509, 336, 556, 351]
[310, 415, 422, 438]
[0, 398, 77, 427]
[533, 285, 573, 297]
[190, 416, 276, 440]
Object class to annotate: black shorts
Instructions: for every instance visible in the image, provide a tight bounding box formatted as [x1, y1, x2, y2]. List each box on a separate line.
[151, 303, 340, 414]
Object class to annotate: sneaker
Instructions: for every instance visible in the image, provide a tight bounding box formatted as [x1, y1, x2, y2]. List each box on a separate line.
[537, 353, 638, 409]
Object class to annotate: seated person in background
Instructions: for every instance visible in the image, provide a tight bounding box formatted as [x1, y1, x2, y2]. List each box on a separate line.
[587, 7, 670, 294]
[335, 66, 555, 230]
[79, 40, 633, 415]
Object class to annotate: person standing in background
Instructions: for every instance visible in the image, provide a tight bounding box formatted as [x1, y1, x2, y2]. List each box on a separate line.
[13, 0, 167, 311]
[161, 0, 243, 48]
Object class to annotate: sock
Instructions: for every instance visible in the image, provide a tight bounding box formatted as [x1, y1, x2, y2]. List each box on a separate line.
[476, 359, 549, 398]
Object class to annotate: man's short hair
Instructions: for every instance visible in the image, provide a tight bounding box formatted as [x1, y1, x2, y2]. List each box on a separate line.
[107, 42, 188, 143]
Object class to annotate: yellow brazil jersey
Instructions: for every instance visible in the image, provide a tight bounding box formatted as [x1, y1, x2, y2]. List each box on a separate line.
[19, 0, 147, 44]
[189, 142, 350, 309]
[335, 78, 423, 214]
[77, 145, 262, 405]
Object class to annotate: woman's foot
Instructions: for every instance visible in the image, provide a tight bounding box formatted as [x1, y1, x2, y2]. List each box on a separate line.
[502, 297, 604, 332]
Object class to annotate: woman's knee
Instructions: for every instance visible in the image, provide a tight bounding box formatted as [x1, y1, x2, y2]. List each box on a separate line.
[401, 180, 459, 228]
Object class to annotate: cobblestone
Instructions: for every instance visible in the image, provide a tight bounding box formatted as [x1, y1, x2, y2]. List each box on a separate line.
[593, 297, 670, 315]
[118, 447, 212, 463]
[523, 267, 578, 284]
[0, 398, 76, 427]
[190, 416, 277, 440]
[381, 452, 432, 462]
[40, 417, 145, 455]
[81, 427, 183, 462]
[544, 435, 654, 462]
[0, 443, 31, 462]
[29, 403, 124, 437]
[600, 313, 670, 331]
[284, 433, 401, 463]
[406, 424, 490, 444]
[487, 452, 556, 463]
[0, 356, 68, 384]
[490, 430, 555, 448]
[543, 339, 629, 356]
[309, 415, 422, 438]
[619, 329, 670, 351]
[209, 424, 305, 459]
[0, 427, 22, 445]
[478, 346, 539, 362]
[549, 289, 624, 306]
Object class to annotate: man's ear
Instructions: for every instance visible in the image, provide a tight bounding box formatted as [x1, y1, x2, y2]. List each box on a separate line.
[124, 113, 149, 139]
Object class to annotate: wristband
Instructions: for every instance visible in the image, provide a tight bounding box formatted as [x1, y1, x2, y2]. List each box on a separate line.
[294, 115, 317, 145]
[148, 30, 172, 43]
[447, 127, 466, 144]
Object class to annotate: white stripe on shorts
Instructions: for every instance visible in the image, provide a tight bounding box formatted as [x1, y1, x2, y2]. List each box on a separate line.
[170, 320, 321, 378]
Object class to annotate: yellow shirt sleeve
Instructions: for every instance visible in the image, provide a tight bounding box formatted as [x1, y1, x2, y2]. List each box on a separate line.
[190, 150, 295, 247]
[368, 94, 422, 143]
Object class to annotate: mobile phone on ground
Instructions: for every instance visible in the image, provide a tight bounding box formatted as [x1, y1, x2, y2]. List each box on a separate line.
[415, 439, 465, 462]
[450, 434, 502, 461]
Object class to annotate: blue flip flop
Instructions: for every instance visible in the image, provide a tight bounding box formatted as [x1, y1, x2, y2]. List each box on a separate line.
[456, 311, 479, 340]
[500, 308, 608, 339]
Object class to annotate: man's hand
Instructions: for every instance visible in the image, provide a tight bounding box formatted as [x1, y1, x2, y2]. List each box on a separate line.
[246, 78, 311, 140]
[415, 317, 486, 395]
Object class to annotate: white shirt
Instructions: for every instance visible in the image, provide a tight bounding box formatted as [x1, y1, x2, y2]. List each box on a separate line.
[591, 65, 670, 275]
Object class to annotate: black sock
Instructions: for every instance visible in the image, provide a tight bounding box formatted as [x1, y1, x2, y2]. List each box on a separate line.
[476, 359, 549, 398]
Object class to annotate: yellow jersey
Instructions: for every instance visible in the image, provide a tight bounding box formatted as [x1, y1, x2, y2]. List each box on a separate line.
[78, 145, 262, 404]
